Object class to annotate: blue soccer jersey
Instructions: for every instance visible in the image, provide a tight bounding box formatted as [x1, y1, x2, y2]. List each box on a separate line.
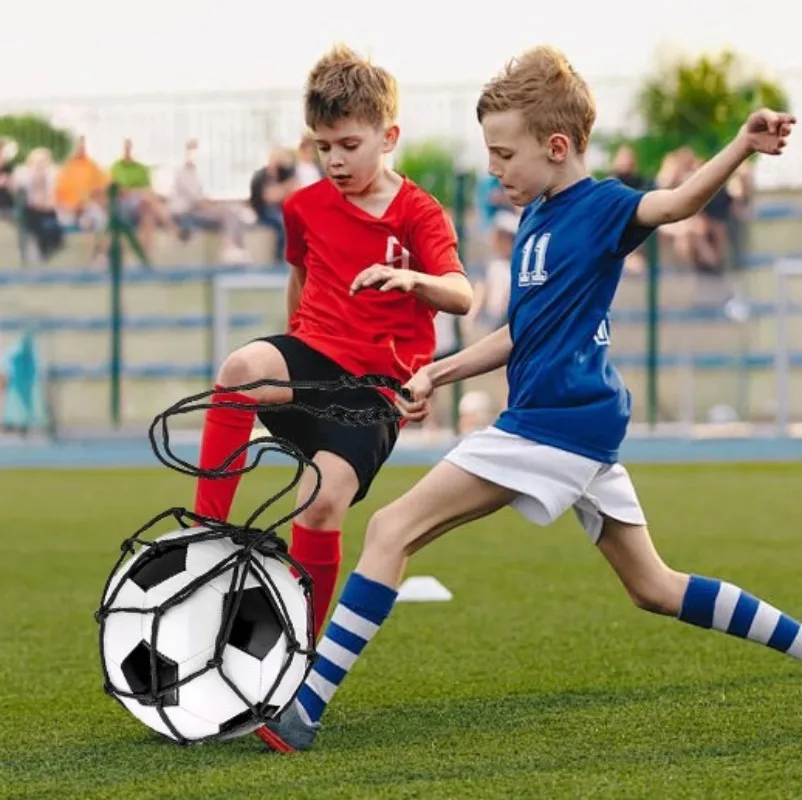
[495, 177, 653, 463]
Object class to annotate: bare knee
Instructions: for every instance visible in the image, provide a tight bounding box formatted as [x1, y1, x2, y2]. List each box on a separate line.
[363, 507, 408, 559]
[218, 350, 261, 387]
[599, 521, 690, 618]
[298, 484, 351, 530]
[294, 454, 360, 530]
[626, 567, 689, 616]
[216, 343, 291, 403]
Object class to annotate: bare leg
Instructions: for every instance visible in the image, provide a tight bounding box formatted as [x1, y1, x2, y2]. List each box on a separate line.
[355, 459, 517, 587]
[597, 517, 802, 658]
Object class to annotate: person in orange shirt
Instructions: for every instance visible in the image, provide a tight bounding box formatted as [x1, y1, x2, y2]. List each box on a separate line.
[56, 136, 108, 213]
[55, 136, 109, 263]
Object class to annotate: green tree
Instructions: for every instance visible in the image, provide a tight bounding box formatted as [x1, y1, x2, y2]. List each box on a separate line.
[0, 114, 75, 164]
[597, 50, 788, 179]
[396, 140, 459, 209]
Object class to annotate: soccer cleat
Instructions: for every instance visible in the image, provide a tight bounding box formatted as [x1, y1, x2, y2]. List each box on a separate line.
[254, 702, 320, 753]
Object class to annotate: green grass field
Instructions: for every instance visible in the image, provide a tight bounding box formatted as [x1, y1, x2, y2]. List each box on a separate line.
[2, 463, 802, 799]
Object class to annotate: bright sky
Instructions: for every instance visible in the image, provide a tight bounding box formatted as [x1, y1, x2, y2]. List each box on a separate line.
[1, 0, 799, 99]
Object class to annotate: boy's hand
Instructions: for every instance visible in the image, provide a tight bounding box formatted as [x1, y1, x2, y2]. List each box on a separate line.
[395, 369, 434, 422]
[740, 109, 796, 156]
[350, 265, 419, 295]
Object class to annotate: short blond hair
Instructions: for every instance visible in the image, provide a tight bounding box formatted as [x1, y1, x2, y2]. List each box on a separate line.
[304, 45, 398, 130]
[476, 46, 596, 153]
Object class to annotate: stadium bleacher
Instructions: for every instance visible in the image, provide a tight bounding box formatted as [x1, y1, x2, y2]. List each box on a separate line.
[1, 195, 802, 432]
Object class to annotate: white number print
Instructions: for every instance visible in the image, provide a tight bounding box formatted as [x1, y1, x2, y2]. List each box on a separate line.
[384, 235, 410, 269]
[594, 319, 611, 346]
[518, 233, 550, 287]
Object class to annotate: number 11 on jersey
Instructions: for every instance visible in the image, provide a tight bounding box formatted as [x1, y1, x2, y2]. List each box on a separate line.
[518, 233, 550, 288]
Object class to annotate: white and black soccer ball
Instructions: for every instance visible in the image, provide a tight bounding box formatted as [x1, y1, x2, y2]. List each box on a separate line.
[98, 529, 313, 744]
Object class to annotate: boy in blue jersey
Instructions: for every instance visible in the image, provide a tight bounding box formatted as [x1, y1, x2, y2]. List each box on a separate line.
[258, 46, 797, 752]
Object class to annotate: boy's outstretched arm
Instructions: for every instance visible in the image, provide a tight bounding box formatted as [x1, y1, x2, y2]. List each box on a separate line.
[350, 266, 473, 314]
[411, 271, 474, 314]
[397, 325, 512, 420]
[430, 323, 513, 384]
[635, 108, 795, 228]
[350, 203, 474, 314]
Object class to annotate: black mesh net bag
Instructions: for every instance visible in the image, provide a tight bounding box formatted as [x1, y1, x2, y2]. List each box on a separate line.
[95, 374, 407, 745]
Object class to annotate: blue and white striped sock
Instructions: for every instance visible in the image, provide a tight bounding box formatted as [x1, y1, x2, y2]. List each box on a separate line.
[678, 575, 802, 658]
[295, 572, 397, 726]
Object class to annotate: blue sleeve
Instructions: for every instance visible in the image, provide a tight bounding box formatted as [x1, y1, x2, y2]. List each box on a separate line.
[595, 179, 654, 258]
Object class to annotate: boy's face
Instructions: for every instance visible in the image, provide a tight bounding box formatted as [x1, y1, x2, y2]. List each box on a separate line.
[482, 110, 564, 206]
[312, 118, 399, 195]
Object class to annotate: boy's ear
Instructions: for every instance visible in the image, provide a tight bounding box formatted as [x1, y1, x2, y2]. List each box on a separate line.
[383, 125, 400, 154]
[547, 133, 571, 163]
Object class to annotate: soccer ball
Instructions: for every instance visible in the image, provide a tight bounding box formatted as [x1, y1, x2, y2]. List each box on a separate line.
[98, 528, 312, 744]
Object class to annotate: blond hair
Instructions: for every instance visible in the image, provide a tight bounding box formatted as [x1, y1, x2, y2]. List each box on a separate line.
[304, 45, 398, 130]
[476, 46, 596, 153]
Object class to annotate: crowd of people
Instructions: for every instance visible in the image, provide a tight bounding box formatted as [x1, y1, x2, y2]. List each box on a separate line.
[0, 133, 324, 267]
[0, 131, 752, 281]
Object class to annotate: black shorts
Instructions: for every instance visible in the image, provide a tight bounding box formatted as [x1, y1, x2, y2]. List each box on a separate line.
[254, 334, 399, 504]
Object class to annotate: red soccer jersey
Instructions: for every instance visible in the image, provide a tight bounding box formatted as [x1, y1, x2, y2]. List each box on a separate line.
[282, 177, 464, 383]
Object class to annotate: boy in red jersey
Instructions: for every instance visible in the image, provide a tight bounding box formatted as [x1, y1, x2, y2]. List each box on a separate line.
[193, 44, 473, 640]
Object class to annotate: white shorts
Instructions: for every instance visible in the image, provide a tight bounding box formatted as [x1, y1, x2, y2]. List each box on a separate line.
[444, 426, 646, 543]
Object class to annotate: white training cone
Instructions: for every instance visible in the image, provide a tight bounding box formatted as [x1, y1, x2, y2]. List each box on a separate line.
[397, 576, 453, 603]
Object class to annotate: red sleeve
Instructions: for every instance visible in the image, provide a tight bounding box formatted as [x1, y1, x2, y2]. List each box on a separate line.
[407, 199, 464, 277]
[282, 196, 307, 267]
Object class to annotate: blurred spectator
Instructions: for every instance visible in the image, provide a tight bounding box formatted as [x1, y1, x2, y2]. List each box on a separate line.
[610, 144, 647, 190]
[0, 138, 15, 217]
[55, 136, 109, 265]
[110, 138, 173, 258]
[249, 147, 298, 263]
[295, 133, 323, 188]
[655, 148, 720, 275]
[0, 328, 47, 434]
[726, 160, 753, 272]
[474, 173, 514, 233]
[168, 139, 252, 265]
[55, 136, 108, 228]
[465, 210, 517, 337]
[457, 209, 516, 422]
[14, 148, 63, 262]
[610, 145, 648, 273]
[701, 185, 731, 276]
[110, 137, 151, 191]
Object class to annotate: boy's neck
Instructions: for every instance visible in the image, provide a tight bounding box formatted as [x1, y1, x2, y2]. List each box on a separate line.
[544, 157, 589, 200]
[344, 168, 403, 218]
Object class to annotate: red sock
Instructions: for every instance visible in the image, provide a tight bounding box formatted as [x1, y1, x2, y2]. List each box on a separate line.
[193, 385, 258, 522]
[289, 522, 342, 639]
